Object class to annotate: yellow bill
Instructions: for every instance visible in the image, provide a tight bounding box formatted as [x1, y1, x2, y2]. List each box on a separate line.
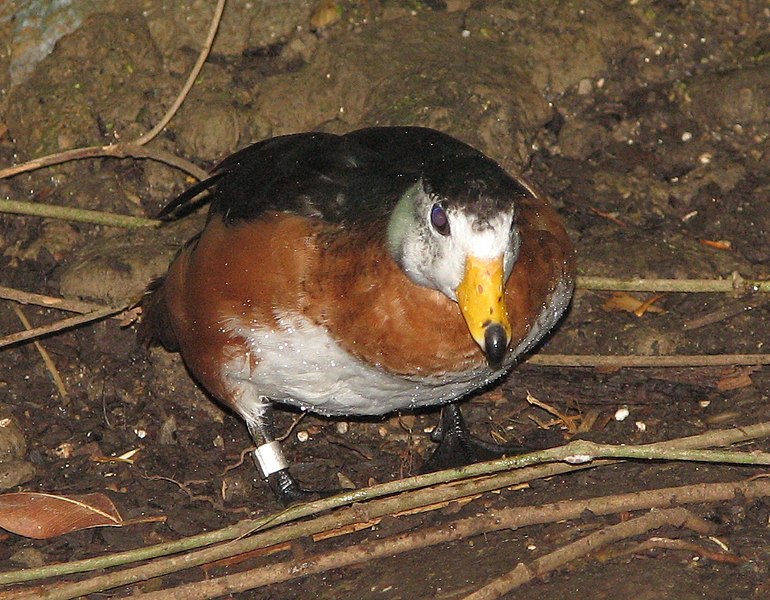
[456, 254, 512, 367]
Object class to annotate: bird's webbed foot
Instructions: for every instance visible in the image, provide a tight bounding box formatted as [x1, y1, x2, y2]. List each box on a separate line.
[420, 402, 531, 473]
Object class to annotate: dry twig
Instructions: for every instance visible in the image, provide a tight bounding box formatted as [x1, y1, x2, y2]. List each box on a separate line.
[0, 286, 114, 315]
[528, 353, 770, 368]
[4, 421, 770, 595]
[683, 296, 770, 330]
[57, 480, 767, 600]
[0, 0, 227, 225]
[577, 274, 770, 294]
[11, 305, 68, 399]
[0, 306, 125, 349]
[462, 508, 714, 600]
[0, 199, 161, 228]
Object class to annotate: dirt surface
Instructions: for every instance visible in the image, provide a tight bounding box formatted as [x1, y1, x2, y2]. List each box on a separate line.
[1, 1, 769, 598]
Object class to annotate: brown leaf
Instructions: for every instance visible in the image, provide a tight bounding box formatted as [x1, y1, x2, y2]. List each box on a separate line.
[118, 306, 142, 327]
[602, 292, 666, 316]
[700, 239, 732, 250]
[716, 366, 758, 391]
[0, 492, 124, 539]
[588, 206, 627, 227]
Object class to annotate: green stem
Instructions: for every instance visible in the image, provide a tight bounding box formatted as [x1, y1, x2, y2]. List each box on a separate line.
[3, 420, 770, 588]
[0, 199, 160, 228]
[528, 353, 770, 367]
[577, 274, 770, 293]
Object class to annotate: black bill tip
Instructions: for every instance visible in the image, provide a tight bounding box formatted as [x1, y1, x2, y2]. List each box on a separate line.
[484, 323, 508, 370]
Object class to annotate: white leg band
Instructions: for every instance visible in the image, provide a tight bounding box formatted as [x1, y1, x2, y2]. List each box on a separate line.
[253, 441, 289, 478]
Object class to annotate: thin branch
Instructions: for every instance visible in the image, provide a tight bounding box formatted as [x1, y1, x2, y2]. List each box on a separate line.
[683, 296, 770, 330]
[0, 306, 124, 349]
[528, 353, 770, 368]
[11, 305, 68, 399]
[0, 286, 113, 315]
[0, 143, 208, 183]
[462, 508, 713, 600]
[577, 274, 770, 294]
[0, 199, 160, 228]
[4, 421, 770, 590]
[134, 0, 227, 146]
[601, 536, 745, 565]
[0, 0, 225, 184]
[75, 480, 768, 600]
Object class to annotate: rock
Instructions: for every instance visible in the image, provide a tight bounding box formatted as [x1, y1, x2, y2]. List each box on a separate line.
[58, 215, 204, 304]
[0, 460, 36, 491]
[255, 12, 553, 167]
[0, 406, 35, 491]
[0, 408, 27, 461]
[558, 120, 608, 160]
[174, 98, 242, 163]
[9, 547, 47, 568]
[6, 12, 164, 158]
[686, 65, 770, 131]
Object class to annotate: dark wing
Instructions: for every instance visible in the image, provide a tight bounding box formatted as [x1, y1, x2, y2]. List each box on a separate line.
[157, 127, 487, 225]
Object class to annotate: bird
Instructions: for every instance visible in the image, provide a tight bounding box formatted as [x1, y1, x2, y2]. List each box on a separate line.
[139, 126, 574, 504]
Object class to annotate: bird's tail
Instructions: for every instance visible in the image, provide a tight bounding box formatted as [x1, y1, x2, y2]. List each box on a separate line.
[137, 277, 179, 351]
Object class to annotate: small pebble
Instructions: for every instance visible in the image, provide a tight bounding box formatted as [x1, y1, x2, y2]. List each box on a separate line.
[577, 78, 592, 95]
[297, 430, 310, 442]
[635, 421, 647, 432]
[681, 131, 693, 142]
[614, 407, 630, 421]
[335, 421, 349, 434]
[10, 548, 47, 568]
[53, 442, 74, 459]
[337, 472, 356, 489]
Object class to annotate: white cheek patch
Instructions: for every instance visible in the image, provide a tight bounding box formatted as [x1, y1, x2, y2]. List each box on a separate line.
[448, 211, 515, 260]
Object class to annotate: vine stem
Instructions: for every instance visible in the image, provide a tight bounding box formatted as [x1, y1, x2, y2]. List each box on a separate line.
[577, 273, 770, 294]
[3, 420, 770, 589]
[0, 199, 160, 228]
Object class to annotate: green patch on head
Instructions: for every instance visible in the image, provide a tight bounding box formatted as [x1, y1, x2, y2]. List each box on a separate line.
[386, 180, 423, 259]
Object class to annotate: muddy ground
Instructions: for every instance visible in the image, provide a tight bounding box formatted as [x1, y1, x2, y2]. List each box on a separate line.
[0, 1, 769, 598]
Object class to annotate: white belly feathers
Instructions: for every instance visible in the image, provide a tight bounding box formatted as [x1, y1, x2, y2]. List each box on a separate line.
[220, 312, 502, 418]
[218, 275, 571, 420]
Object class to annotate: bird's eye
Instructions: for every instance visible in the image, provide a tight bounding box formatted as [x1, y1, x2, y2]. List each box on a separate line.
[430, 204, 450, 236]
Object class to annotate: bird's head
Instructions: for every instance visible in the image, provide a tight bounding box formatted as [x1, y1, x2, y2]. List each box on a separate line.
[386, 155, 527, 369]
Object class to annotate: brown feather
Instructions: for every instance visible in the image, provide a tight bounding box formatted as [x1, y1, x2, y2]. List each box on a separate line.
[142, 191, 573, 410]
[138, 276, 179, 351]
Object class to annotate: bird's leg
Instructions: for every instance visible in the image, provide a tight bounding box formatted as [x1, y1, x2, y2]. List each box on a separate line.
[420, 402, 530, 473]
[246, 398, 310, 505]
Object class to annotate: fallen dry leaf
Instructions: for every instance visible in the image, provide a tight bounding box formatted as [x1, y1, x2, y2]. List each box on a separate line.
[526, 392, 581, 435]
[0, 492, 163, 539]
[118, 305, 143, 327]
[588, 206, 627, 227]
[602, 292, 666, 316]
[700, 239, 733, 251]
[716, 366, 758, 391]
[90, 447, 141, 464]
